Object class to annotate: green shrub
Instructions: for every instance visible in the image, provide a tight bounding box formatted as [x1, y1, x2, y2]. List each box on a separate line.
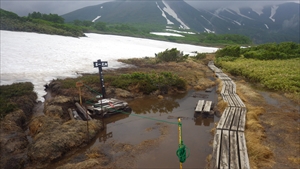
[215, 45, 240, 58]
[156, 48, 188, 62]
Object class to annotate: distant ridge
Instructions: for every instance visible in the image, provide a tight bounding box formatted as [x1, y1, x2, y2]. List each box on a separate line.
[62, 1, 300, 44]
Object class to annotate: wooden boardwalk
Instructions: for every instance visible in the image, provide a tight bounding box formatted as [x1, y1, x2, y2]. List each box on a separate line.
[208, 61, 250, 169]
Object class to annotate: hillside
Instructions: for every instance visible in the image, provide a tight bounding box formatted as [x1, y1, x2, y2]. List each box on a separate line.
[62, 0, 299, 44]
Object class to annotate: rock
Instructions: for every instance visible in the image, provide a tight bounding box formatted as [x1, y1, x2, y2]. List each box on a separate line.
[115, 88, 134, 98]
[157, 95, 163, 99]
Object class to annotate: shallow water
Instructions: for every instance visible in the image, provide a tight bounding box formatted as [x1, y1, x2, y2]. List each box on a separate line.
[77, 88, 220, 168]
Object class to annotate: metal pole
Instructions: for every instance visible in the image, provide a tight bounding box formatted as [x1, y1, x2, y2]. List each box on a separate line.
[98, 59, 106, 98]
[178, 118, 183, 169]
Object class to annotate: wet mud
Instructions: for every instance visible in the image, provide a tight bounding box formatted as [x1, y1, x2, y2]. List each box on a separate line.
[51, 88, 219, 168]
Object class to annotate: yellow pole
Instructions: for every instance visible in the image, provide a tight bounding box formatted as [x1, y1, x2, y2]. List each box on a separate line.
[178, 118, 182, 169]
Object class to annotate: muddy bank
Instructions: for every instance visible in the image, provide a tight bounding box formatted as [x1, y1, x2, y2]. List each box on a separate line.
[1, 57, 218, 169]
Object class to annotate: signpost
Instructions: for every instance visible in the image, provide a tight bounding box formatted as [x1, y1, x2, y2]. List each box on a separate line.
[93, 59, 108, 98]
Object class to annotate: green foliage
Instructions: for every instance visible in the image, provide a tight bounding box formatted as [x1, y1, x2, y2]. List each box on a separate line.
[216, 58, 300, 94]
[94, 22, 107, 31]
[28, 11, 64, 24]
[216, 42, 300, 60]
[215, 45, 241, 58]
[191, 53, 206, 60]
[155, 48, 188, 63]
[0, 8, 84, 37]
[241, 42, 300, 60]
[0, 8, 20, 19]
[0, 82, 36, 120]
[56, 75, 100, 89]
[106, 71, 186, 94]
[201, 33, 252, 44]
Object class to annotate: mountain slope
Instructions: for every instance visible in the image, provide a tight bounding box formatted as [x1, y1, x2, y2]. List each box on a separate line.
[61, 0, 299, 44]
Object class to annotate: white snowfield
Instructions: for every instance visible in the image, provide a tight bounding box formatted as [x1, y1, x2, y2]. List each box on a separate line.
[0, 30, 218, 101]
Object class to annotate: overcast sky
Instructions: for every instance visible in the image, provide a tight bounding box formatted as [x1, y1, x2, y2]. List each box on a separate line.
[0, 0, 298, 16]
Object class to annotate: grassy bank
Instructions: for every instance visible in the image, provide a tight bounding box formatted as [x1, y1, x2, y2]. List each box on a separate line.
[216, 57, 300, 102]
[0, 82, 37, 120]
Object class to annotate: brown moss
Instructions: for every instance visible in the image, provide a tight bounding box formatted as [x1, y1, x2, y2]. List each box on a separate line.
[216, 100, 227, 114]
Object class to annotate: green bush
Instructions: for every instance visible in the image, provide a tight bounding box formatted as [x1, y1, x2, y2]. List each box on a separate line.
[241, 42, 300, 60]
[215, 45, 240, 58]
[155, 48, 188, 62]
[191, 53, 206, 60]
[107, 71, 186, 94]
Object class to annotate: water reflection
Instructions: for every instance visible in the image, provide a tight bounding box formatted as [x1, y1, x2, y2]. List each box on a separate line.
[194, 113, 214, 126]
[128, 93, 187, 114]
[98, 113, 131, 143]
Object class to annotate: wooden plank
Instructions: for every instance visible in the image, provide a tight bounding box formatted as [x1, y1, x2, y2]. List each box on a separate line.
[195, 100, 205, 112]
[231, 94, 242, 107]
[68, 108, 75, 120]
[237, 108, 247, 131]
[221, 82, 226, 94]
[75, 102, 92, 120]
[230, 131, 240, 169]
[211, 130, 222, 169]
[217, 107, 231, 130]
[72, 109, 82, 120]
[231, 107, 241, 131]
[230, 94, 240, 107]
[223, 107, 235, 130]
[219, 130, 230, 168]
[203, 101, 212, 112]
[223, 94, 234, 107]
[237, 131, 250, 169]
[234, 94, 246, 107]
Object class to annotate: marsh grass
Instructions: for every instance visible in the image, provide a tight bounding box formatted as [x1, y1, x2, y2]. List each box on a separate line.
[245, 106, 274, 169]
[236, 81, 275, 169]
[0, 82, 37, 120]
[216, 58, 300, 103]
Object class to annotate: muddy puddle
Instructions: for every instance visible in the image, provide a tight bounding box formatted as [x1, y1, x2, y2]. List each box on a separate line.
[49, 87, 219, 168]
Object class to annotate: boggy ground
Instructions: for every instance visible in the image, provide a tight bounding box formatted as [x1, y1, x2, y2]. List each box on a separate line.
[231, 76, 299, 169]
[1, 55, 298, 169]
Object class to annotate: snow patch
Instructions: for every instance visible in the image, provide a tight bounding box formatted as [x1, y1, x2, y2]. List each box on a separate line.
[269, 5, 278, 22]
[233, 20, 242, 26]
[156, 2, 174, 25]
[264, 24, 269, 29]
[162, 1, 190, 29]
[166, 29, 195, 34]
[150, 32, 184, 37]
[101, 6, 103, 9]
[92, 16, 101, 22]
[204, 28, 215, 33]
[230, 7, 254, 20]
[251, 6, 264, 15]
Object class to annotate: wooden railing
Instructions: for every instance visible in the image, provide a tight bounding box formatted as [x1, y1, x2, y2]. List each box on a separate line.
[208, 61, 250, 169]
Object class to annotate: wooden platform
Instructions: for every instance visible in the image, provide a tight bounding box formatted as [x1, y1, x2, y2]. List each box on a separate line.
[208, 61, 250, 169]
[195, 100, 212, 113]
